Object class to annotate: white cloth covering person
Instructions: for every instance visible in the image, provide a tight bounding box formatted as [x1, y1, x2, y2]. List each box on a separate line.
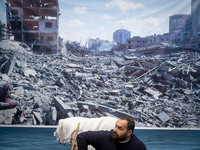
[54, 116, 117, 149]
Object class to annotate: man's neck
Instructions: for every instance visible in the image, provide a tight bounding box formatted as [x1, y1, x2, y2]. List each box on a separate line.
[118, 136, 131, 143]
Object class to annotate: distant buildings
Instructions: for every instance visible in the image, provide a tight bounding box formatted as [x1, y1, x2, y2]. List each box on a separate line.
[127, 33, 171, 49]
[6, 0, 60, 53]
[127, 0, 200, 50]
[113, 29, 131, 44]
[88, 38, 102, 49]
[88, 38, 116, 52]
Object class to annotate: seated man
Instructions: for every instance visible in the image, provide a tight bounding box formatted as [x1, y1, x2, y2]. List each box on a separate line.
[76, 116, 146, 150]
[0, 82, 17, 110]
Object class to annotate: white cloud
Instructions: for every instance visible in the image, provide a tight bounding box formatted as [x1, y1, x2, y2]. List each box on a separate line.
[101, 14, 114, 20]
[106, 0, 145, 13]
[115, 17, 160, 28]
[60, 32, 86, 44]
[114, 17, 164, 36]
[67, 19, 84, 26]
[73, 6, 88, 14]
[96, 26, 112, 40]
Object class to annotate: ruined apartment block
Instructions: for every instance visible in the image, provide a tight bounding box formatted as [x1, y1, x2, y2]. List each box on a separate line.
[6, 0, 59, 53]
[0, 20, 7, 40]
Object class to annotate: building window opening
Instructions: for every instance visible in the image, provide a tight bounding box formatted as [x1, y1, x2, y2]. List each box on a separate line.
[10, 21, 21, 30]
[45, 22, 52, 28]
[23, 21, 39, 31]
[47, 36, 53, 41]
[41, 36, 44, 41]
[46, 48, 52, 53]
[11, 9, 18, 15]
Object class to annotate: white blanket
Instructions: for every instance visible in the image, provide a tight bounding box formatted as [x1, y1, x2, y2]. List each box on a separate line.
[54, 117, 117, 145]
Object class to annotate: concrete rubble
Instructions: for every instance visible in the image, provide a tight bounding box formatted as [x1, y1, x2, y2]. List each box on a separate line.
[0, 40, 200, 128]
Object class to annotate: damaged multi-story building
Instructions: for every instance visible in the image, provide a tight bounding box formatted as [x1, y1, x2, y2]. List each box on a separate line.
[6, 0, 60, 53]
[0, 20, 7, 40]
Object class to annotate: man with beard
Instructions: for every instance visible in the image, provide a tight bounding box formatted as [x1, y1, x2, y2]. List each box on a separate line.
[76, 116, 146, 150]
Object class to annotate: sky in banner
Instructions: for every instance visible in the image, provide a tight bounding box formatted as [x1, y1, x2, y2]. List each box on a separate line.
[0, 0, 191, 45]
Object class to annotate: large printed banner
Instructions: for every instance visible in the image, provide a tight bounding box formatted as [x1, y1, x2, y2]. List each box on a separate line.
[0, 0, 199, 128]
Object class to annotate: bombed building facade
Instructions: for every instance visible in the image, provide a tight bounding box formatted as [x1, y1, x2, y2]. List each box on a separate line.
[0, 20, 7, 40]
[6, 0, 60, 53]
[127, 0, 200, 50]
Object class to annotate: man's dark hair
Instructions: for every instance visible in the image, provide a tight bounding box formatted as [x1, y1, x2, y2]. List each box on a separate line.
[120, 116, 135, 132]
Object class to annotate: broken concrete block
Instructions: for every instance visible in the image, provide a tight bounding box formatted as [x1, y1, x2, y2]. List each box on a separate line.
[33, 111, 43, 124]
[52, 97, 72, 116]
[158, 64, 170, 72]
[55, 77, 65, 87]
[0, 108, 17, 124]
[24, 68, 37, 77]
[144, 88, 161, 99]
[0, 73, 9, 81]
[0, 57, 7, 71]
[1, 57, 16, 75]
[157, 112, 170, 122]
[12, 86, 24, 96]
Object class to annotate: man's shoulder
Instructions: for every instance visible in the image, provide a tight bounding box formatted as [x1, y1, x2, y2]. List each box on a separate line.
[131, 134, 146, 149]
[131, 134, 143, 142]
[88, 129, 112, 135]
[79, 129, 112, 136]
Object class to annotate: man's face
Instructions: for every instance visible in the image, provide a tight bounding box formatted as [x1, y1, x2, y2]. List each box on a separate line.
[112, 119, 132, 142]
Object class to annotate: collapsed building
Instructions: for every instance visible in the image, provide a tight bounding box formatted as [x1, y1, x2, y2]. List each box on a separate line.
[0, 39, 200, 127]
[6, 0, 60, 53]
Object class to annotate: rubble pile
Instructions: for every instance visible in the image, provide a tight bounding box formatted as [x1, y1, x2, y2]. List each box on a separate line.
[0, 40, 199, 127]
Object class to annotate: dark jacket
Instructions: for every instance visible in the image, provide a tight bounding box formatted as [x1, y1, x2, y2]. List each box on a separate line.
[77, 130, 147, 150]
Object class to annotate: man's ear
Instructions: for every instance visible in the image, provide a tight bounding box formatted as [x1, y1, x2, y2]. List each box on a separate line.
[127, 130, 132, 137]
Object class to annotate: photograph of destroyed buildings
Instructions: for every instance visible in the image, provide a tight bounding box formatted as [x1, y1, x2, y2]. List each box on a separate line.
[0, 0, 200, 132]
[0, 0, 200, 128]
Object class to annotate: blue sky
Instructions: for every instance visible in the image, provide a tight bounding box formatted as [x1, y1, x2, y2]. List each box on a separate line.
[0, 0, 191, 45]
